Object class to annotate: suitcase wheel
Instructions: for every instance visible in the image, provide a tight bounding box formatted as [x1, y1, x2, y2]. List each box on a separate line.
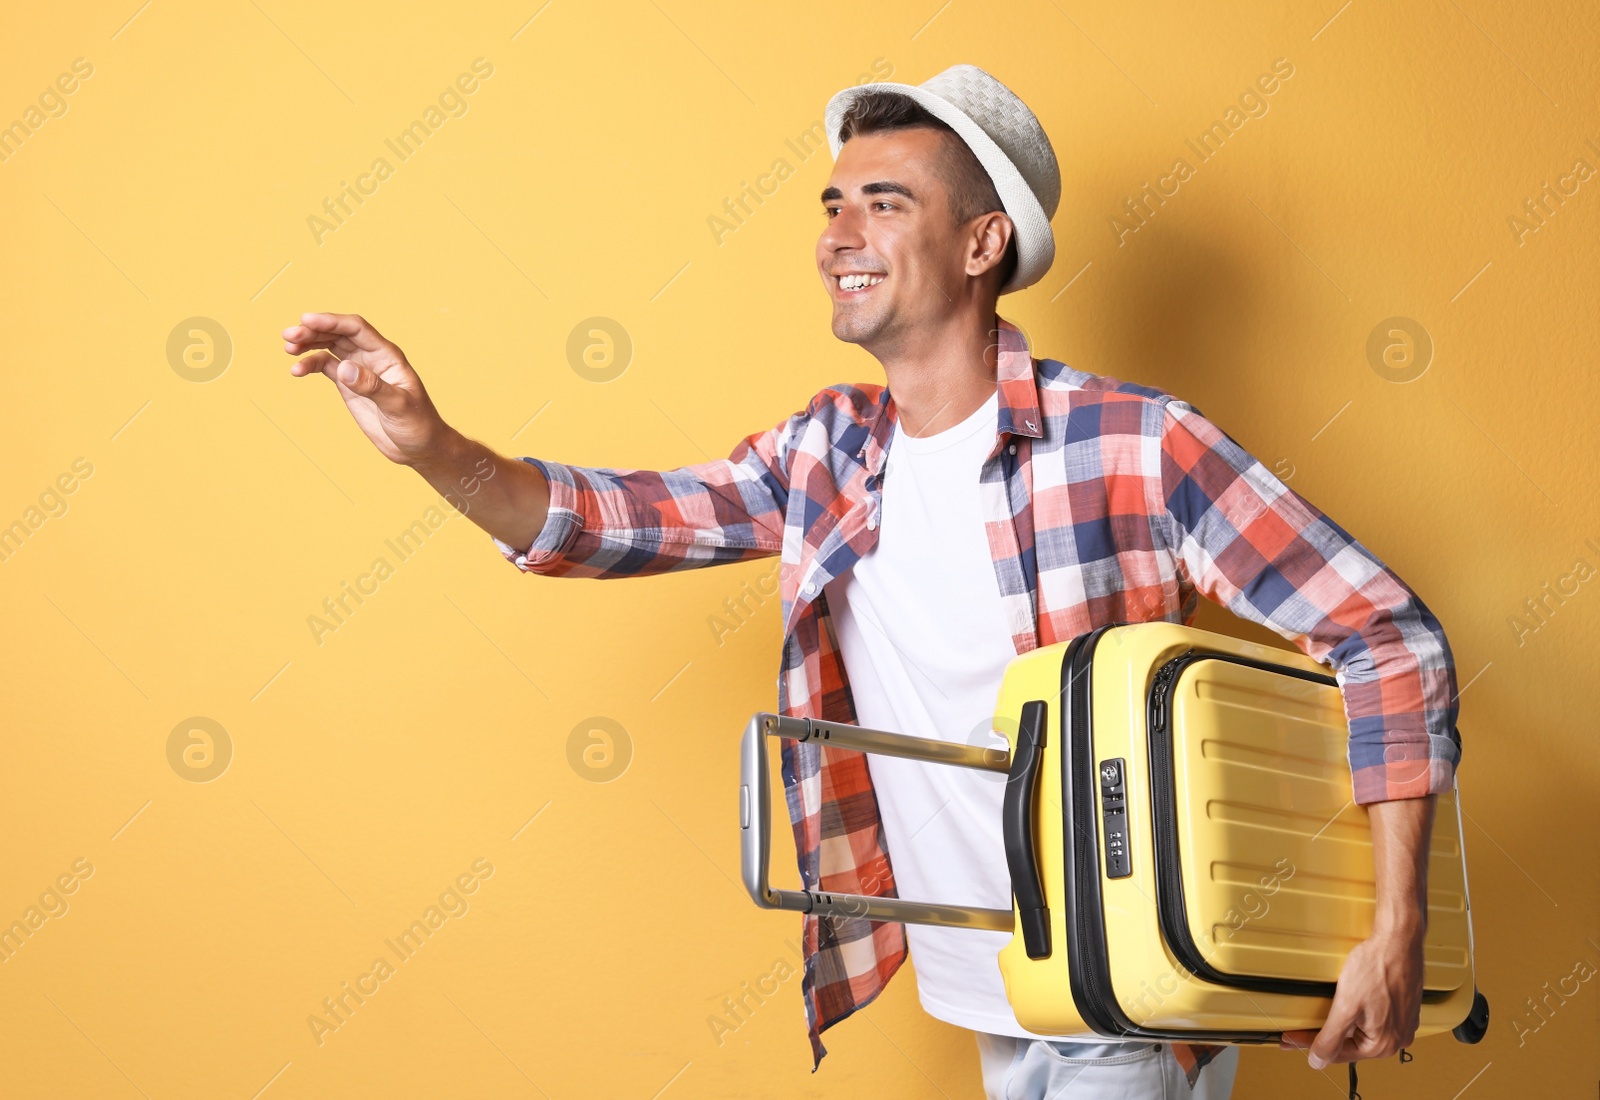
[1452, 988, 1489, 1044]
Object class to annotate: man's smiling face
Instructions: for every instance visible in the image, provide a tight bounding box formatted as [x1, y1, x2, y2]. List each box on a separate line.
[817, 127, 974, 349]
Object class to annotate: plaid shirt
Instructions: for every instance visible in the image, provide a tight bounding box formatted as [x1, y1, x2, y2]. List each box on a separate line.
[493, 317, 1461, 1085]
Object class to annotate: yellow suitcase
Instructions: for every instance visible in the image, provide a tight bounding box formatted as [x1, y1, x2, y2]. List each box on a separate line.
[740, 621, 1489, 1047]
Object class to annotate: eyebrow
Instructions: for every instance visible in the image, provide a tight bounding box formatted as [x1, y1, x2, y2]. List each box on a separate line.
[820, 181, 920, 204]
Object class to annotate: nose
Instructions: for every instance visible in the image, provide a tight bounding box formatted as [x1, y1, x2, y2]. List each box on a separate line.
[819, 203, 867, 255]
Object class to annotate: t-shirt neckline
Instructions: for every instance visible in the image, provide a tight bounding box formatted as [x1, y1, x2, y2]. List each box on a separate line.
[892, 390, 999, 455]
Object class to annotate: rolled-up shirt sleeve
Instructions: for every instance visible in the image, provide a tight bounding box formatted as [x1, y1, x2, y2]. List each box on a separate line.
[492, 407, 806, 579]
[1152, 397, 1461, 804]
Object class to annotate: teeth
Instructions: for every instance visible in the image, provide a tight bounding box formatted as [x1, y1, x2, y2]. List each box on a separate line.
[838, 273, 884, 291]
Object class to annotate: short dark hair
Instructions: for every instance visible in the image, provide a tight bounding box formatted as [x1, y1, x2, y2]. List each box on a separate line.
[837, 90, 1018, 290]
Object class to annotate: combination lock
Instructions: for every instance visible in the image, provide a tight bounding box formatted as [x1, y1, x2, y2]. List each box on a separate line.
[1099, 757, 1132, 879]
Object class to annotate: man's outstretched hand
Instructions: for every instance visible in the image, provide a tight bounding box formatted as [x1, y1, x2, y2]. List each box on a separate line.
[282, 311, 552, 550]
[283, 312, 449, 466]
[1280, 794, 1435, 1070]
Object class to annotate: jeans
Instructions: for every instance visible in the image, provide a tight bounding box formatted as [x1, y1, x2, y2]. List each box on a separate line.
[975, 1034, 1241, 1100]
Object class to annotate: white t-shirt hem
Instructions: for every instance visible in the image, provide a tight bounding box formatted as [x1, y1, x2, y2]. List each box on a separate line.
[915, 988, 1145, 1045]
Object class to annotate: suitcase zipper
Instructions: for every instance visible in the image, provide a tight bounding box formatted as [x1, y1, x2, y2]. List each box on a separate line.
[1060, 626, 1127, 1035]
[1146, 649, 1190, 741]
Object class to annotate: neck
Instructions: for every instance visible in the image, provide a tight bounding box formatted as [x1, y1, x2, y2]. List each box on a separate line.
[871, 302, 1002, 438]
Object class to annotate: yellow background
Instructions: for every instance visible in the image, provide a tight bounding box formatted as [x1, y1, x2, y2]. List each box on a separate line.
[1, 1, 1595, 1096]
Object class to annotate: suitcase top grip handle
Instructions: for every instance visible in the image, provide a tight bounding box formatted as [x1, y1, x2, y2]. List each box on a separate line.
[1003, 699, 1052, 960]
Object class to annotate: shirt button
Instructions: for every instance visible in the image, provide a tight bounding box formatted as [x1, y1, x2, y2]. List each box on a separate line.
[1008, 443, 1017, 454]
[804, 581, 817, 595]
[867, 514, 878, 530]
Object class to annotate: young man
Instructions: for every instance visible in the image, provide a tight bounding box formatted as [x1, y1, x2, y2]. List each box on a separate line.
[283, 65, 1459, 1099]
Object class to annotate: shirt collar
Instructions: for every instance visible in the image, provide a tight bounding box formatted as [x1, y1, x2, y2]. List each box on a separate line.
[992, 316, 1043, 443]
[862, 315, 1041, 478]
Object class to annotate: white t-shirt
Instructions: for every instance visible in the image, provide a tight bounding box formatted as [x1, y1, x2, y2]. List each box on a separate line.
[824, 391, 1108, 1041]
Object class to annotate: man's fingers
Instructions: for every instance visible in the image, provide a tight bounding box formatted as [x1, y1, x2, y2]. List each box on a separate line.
[291, 312, 391, 353]
[331, 358, 411, 416]
[1307, 999, 1360, 1069]
[289, 350, 339, 378]
[334, 357, 373, 393]
[283, 331, 364, 358]
[1278, 1030, 1315, 1050]
[1341, 1016, 1413, 1062]
[290, 349, 408, 415]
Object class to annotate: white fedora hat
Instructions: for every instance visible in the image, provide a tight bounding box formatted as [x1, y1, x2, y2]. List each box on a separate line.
[824, 64, 1060, 294]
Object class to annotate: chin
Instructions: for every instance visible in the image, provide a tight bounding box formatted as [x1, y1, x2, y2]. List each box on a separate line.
[830, 306, 889, 346]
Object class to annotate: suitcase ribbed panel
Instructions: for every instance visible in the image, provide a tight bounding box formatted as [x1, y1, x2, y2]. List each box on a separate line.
[1169, 658, 1472, 992]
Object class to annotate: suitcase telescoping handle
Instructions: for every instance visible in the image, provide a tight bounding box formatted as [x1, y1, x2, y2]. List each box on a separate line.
[739, 706, 1051, 941]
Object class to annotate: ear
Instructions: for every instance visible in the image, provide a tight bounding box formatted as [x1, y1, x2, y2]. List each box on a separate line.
[965, 211, 1014, 282]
